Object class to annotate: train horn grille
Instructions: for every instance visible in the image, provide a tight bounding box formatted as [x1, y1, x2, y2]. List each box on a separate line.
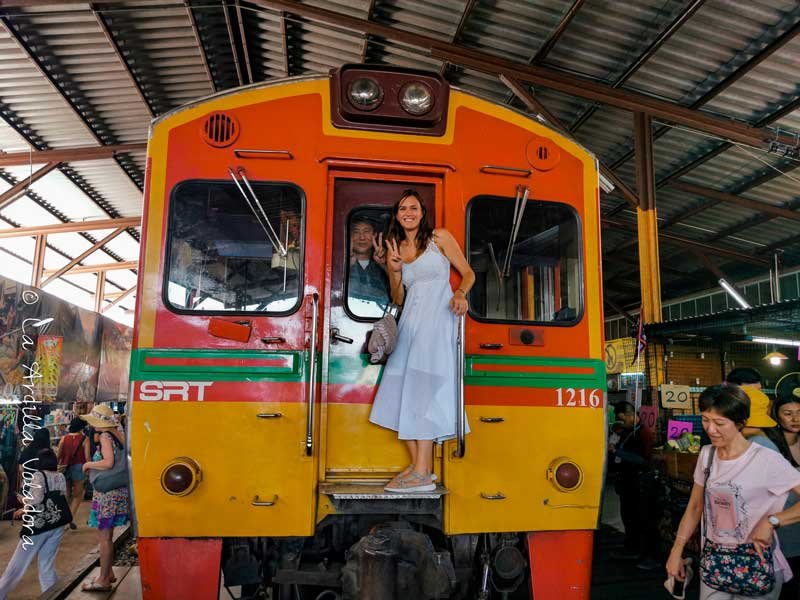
[201, 112, 240, 147]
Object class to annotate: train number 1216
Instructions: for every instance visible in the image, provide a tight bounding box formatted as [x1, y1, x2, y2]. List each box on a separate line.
[556, 388, 602, 408]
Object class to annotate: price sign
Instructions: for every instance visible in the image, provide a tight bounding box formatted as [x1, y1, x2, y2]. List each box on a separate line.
[667, 419, 692, 440]
[660, 384, 692, 409]
[638, 405, 657, 433]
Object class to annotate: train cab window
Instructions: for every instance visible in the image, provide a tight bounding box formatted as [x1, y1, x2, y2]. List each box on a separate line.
[467, 195, 582, 325]
[165, 180, 304, 314]
[346, 209, 391, 319]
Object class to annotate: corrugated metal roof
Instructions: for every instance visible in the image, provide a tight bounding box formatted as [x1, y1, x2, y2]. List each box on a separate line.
[0, 0, 798, 318]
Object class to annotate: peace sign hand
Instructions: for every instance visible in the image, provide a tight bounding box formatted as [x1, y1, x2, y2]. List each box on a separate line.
[372, 233, 386, 266]
[386, 238, 403, 273]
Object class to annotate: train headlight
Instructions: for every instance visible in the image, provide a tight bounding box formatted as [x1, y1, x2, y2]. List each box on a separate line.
[348, 77, 383, 110]
[161, 457, 201, 496]
[399, 81, 434, 115]
[546, 457, 583, 492]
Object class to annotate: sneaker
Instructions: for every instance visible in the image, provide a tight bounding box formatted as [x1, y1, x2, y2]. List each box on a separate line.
[636, 558, 660, 571]
[610, 550, 641, 560]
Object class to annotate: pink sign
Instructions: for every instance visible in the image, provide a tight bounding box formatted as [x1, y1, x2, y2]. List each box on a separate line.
[639, 405, 657, 432]
[667, 419, 693, 440]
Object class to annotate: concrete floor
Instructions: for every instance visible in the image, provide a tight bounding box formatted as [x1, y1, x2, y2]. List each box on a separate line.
[0, 500, 97, 600]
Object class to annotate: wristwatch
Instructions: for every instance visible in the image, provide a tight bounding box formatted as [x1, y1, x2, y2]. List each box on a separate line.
[768, 515, 781, 529]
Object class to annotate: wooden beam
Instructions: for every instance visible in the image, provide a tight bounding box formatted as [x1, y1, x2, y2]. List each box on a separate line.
[222, 0, 245, 86]
[604, 297, 635, 324]
[246, 0, 788, 149]
[0, 162, 60, 211]
[31, 234, 46, 287]
[43, 260, 138, 276]
[281, 11, 291, 76]
[500, 75, 640, 208]
[0, 144, 146, 168]
[0, 217, 140, 239]
[94, 271, 106, 313]
[440, 0, 477, 75]
[39, 227, 126, 288]
[101, 286, 136, 313]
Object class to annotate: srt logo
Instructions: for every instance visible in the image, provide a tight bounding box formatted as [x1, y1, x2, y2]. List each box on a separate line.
[139, 381, 214, 401]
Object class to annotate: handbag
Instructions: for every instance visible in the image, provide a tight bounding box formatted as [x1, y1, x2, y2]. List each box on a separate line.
[22, 471, 72, 537]
[699, 446, 776, 596]
[367, 304, 400, 364]
[89, 434, 129, 493]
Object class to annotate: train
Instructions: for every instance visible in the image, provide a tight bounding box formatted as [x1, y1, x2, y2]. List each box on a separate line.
[128, 64, 606, 599]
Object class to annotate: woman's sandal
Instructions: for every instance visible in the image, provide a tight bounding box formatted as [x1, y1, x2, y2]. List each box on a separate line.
[384, 471, 436, 493]
[81, 580, 113, 592]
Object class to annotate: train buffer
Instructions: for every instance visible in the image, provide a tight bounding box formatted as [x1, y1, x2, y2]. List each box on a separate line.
[319, 482, 448, 517]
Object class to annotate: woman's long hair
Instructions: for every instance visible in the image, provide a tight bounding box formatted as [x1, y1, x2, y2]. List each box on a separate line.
[765, 394, 800, 467]
[386, 190, 433, 256]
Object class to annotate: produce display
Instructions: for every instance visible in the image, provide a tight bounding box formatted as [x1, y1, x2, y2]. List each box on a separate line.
[664, 432, 701, 454]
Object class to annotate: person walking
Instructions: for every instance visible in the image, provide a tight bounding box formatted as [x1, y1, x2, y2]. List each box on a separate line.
[0, 448, 71, 599]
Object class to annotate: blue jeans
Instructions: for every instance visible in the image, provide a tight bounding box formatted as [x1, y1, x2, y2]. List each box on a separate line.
[0, 526, 65, 599]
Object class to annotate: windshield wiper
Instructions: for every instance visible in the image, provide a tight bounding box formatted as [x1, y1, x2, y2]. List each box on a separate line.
[228, 167, 287, 257]
[502, 185, 529, 277]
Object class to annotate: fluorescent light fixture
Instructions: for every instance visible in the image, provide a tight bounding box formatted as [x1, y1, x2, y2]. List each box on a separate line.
[719, 278, 751, 309]
[599, 172, 615, 194]
[621, 372, 645, 377]
[750, 337, 800, 347]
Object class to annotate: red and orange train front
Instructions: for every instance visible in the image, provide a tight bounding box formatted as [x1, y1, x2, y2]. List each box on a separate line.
[129, 65, 606, 599]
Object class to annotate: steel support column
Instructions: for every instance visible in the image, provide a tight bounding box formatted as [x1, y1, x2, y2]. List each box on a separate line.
[31, 234, 47, 287]
[633, 112, 661, 323]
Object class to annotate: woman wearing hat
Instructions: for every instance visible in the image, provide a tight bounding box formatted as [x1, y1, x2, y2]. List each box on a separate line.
[80, 404, 128, 592]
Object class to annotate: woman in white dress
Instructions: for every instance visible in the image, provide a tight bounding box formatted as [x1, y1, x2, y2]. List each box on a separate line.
[369, 190, 475, 493]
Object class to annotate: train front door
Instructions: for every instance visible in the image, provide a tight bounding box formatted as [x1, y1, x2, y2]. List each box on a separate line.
[321, 173, 439, 480]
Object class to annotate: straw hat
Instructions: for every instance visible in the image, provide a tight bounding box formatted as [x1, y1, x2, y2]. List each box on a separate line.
[82, 404, 118, 429]
[743, 387, 777, 428]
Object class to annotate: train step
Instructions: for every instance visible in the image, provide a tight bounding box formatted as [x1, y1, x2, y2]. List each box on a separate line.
[319, 482, 448, 516]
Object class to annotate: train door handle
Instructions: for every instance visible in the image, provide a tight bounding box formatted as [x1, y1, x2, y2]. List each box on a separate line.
[330, 328, 353, 344]
[479, 417, 505, 423]
[257, 413, 283, 419]
[252, 494, 278, 507]
[480, 492, 506, 500]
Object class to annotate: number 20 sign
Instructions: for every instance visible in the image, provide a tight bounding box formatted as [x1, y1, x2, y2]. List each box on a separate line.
[660, 384, 692, 409]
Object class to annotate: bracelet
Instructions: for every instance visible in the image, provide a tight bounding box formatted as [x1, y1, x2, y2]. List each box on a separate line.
[455, 289, 467, 296]
[675, 534, 689, 542]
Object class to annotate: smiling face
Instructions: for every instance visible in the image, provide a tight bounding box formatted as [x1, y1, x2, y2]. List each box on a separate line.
[350, 221, 375, 259]
[702, 409, 743, 447]
[777, 401, 800, 434]
[396, 194, 423, 233]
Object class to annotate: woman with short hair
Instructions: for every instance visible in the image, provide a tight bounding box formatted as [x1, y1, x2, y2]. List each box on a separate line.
[0, 448, 70, 598]
[666, 383, 800, 599]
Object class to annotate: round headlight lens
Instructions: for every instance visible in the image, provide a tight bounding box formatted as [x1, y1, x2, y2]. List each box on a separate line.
[161, 457, 201, 496]
[399, 82, 434, 115]
[547, 457, 583, 492]
[348, 77, 383, 110]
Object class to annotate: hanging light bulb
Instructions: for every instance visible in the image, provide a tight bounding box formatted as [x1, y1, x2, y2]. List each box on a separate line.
[764, 351, 788, 366]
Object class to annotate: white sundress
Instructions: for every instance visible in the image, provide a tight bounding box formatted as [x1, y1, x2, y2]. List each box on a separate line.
[369, 237, 469, 441]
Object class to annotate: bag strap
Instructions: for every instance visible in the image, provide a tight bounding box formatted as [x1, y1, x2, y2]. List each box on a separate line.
[701, 446, 715, 540]
[40, 470, 50, 495]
